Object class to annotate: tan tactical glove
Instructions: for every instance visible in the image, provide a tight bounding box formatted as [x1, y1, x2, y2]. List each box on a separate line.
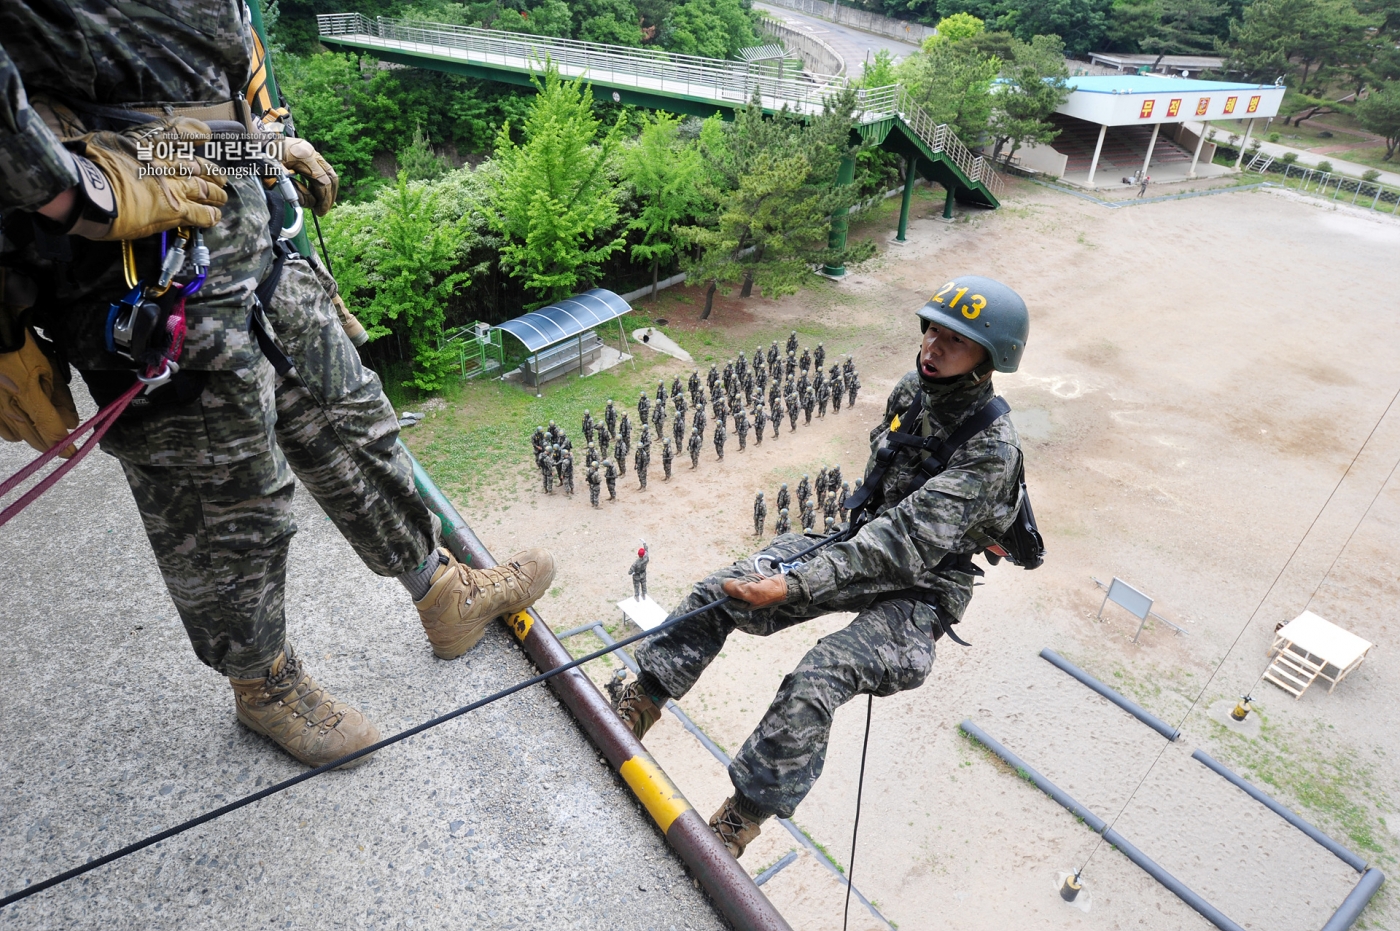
[73, 116, 228, 241]
[278, 137, 338, 216]
[722, 574, 789, 609]
[0, 329, 79, 458]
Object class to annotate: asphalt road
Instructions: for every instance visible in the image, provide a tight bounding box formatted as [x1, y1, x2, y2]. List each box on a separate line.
[753, 1, 922, 76]
[0, 398, 727, 931]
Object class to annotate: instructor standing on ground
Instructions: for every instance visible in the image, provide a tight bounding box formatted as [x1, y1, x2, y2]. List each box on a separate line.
[0, 1, 553, 770]
[614, 276, 1033, 857]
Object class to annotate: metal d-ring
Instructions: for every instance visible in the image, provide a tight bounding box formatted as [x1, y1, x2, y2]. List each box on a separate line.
[137, 359, 179, 391]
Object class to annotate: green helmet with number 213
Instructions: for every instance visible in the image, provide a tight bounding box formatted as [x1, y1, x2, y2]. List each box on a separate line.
[916, 275, 1029, 373]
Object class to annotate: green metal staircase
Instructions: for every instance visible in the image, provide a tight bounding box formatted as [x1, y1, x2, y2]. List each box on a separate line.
[317, 14, 1002, 208]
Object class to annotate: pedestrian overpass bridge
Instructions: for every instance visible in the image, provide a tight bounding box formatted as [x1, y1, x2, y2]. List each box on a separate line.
[316, 13, 1003, 208]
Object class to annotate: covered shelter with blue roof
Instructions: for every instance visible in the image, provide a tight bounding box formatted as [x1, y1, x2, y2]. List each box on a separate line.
[1012, 75, 1286, 189]
[494, 289, 635, 389]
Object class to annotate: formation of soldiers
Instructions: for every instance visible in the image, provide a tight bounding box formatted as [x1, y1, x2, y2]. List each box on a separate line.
[752, 463, 856, 538]
[527, 332, 862, 508]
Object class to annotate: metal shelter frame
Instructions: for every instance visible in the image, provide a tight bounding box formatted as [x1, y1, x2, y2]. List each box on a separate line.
[493, 289, 636, 391]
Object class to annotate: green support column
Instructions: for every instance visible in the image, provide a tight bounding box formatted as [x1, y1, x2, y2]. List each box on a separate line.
[822, 153, 858, 278]
[942, 183, 957, 220]
[895, 156, 919, 242]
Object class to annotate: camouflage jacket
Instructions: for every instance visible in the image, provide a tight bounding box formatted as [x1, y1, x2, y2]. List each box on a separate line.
[788, 370, 1023, 622]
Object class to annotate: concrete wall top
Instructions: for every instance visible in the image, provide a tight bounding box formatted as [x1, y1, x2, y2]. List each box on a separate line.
[1056, 75, 1285, 126]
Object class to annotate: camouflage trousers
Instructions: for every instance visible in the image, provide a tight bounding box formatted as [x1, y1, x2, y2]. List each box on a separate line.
[635, 533, 939, 819]
[102, 254, 437, 678]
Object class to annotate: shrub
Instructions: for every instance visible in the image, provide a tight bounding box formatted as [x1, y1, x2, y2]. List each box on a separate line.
[1317, 160, 1334, 173]
[1268, 132, 1280, 143]
[1362, 169, 1381, 182]
[1280, 152, 1298, 164]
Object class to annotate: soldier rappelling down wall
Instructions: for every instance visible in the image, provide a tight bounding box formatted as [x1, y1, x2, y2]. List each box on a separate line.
[0, 0, 555, 769]
[613, 277, 1039, 858]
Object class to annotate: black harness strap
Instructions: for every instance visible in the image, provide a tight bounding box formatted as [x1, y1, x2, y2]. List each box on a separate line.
[248, 242, 295, 376]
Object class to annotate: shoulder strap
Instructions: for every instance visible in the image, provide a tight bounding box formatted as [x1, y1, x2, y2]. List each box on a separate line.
[920, 396, 1011, 478]
[841, 390, 924, 516]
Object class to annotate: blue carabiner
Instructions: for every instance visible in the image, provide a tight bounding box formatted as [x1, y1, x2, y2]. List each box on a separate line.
[105, 282, 146, 354]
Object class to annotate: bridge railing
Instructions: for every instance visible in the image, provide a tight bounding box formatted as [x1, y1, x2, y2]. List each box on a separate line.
[317, 14, 1002, 198]
[319, 13, 846, 113]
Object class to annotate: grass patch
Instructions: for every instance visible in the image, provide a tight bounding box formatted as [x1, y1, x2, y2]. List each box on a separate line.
[799, 825, 844, 874]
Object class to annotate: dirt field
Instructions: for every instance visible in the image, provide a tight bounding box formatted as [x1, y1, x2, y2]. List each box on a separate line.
[427, 181, 1400, 930]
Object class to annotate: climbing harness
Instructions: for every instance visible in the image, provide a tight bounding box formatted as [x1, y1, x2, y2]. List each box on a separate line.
[0, 230, 204, 529]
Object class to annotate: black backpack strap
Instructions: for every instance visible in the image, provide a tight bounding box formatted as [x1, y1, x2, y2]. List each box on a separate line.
[247, 241, 296, 376]
[911, 396, 1011, 487]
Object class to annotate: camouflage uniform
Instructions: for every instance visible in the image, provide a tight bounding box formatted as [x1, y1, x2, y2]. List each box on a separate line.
[0, 10, 445, 677]
[692, 406, 706, 437]
[661, 438, 673, 481]
[603, 459, 618, 499]
[672, 413, 685, 451]
[630, 551, 649, 600]
[802, 388, 815, 425]
[786, 395, 799, 432]
[605, 400, 618, 436]
[707, 365, 719, 394]
[770, 399, 782, 438]
[796, 475, 811, 510]
[713, 421, 726, 461]
[651, 401, 664, 440]
[687, 430, 701, 469]
[688, 370, 701, 403]
[773, 508, 790, 535]
[830, 367, 843, 413]
[816, 377, 829, 418]
[753, 405, 766, 446]
[619, 413, 632, 448]
[538, 450, 555, 493]
[753, 492, 767, 536]
[587, 466, 602, 507]
[799, 347, 811, 376]
[561, 451, 574, 496]
[637, 392, 650, 425]
[767, 341, 780, 372]
[813, 344, 825, 373]
[735, 410, 749, 451]
[531, 426, 547, 459]
[775, 484, 790, 514]
[582, 410, 595, 446]
[712, 393, 727, 431]
[848, 371, 861, 407]
[635, 370, 1023, 819]
[800, 501, 815, 532]
[785, 331, 798, 356]
[614, 437, 627, 475]
[635, 445, 648, 490]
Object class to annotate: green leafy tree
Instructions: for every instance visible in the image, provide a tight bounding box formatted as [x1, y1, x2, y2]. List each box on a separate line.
[1141, 0, 1225, 70]
[926, 11, 986, 46]
[940, 0, 1111, 55]
[487, 66, 627, 304]
[897, 37, 1001, 143]
[860, 48, 899, 88]
[571, 0, 645, 44]
[1104, 0, 1160, 51]
[989, 35, 1072, 165]
[397, 124, 451, 181]
[1225, 0, 1374, 94]
[624, 112, 705, 298]
[357, 174, 474, 392]
[661, 0, 760, 58]
[680, 89, 869, 315]
[514, 0, 574, 37]
[1356, 82, 1400, 159]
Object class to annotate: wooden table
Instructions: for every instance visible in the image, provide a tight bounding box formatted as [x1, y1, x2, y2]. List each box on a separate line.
[1264, 610, 1374, 698]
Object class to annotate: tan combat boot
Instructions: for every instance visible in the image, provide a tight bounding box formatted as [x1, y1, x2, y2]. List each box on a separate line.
[613, 680, 663, 740]
[332, 294, 369, 347]
[416, 547, 555, 659]
[709, 795, 767, 859]
[230, 649, 380, 769]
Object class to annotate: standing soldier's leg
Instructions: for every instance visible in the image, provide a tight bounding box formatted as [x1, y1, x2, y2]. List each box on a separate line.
[728, 598, 936, 821]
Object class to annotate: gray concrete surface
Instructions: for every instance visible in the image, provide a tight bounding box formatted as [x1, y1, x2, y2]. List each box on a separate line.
[0, 398, 727, 931]
[754, 1, 920, 75]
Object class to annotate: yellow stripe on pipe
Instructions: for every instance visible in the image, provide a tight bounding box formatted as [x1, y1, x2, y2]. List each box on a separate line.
[504, 611, 533, 640]
[619, 754, 692, 833]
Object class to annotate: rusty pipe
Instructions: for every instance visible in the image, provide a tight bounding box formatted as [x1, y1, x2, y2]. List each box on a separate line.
[404, 444, 793, 931]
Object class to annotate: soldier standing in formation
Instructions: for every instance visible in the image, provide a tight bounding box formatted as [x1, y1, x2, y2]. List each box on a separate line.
[533, 426, 547, 459]
[615, 436, 628, 475]
[662, 437, 675, 481]
[796, 474, 812, 511]
[848, 371, 861, 407]
[754, 492, 767, 536]
[774, 507, 791, 535]
[823, 493, 838, 526]
[603, 459, 619, 500]
[829, 464, 843, 495]
[639, 423, 652, 451]
[552, 445, 565, 486]
[620, 413, 632, 449]
[816, 375, 830, 418]
[630, 547, 650, 600]
[605, 399, 618, 436]
[588, 465, 602, 507]
[713, 392, 727, 431]
[770, 398, 783, 439]
[802, 387, 815, 425]
[561, 450, 575, 496]
[610, 277, 1031, 859]
[635, 444, 649, 490]
[839, 482, 851, 524]
[538, 449, 555, 493]
[582, 410, 595, 445]
[830, 366, 844, 413]
[688, 429, 703, 468]
[776, 483, 791, 514]
[595, 426, 611, 459]
[586, 443, 600, 469]
[799, 347, 811, 376]
[713, 420, 727, 461]
[768, 341, 780, 372]
[786, 331, 799, 356]
[674, 390, 688, 421]
[689, 369, 702, 404]
[785, 352, 797, 380]
[693, 404, 707, 438]
[707, 364, 720, 394]
[753, 404, 767, 446]
[672, 376, 684, 402]
[786, 393, 799, 432]
[735, 408, 750, 451]
[672, 409, 686, 450]
[657, 381, 667, 406]
[814, 468, 829, 503]
[652, 398, 665, 439]
[638, 390, 650, 425]
[814, 343, 825, 373]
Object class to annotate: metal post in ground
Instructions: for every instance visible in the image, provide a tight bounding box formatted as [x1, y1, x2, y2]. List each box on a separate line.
[895, 156, 919, 242]
[1141, 122, 1161, 178]
[1188, 122, 1208, 178]
[942, 183, 957, 221]
[822, 153, 858, 277]
[1234, 118, 1255, 170]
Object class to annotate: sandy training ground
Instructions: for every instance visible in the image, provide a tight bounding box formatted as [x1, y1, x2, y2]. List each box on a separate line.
[463, 182, 1400, 930]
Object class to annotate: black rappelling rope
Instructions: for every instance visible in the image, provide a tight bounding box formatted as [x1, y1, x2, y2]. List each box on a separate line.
[842, 694, 875, 931]
[1, 529, 850, 910]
